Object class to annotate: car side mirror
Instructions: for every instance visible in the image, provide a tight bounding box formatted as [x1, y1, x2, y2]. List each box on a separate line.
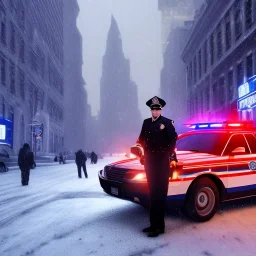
[230, 147, 246, 155]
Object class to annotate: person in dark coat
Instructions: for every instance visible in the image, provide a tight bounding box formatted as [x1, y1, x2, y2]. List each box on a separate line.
[90, 151, 98, 164]
[75, 149, 88, 178]
[59, 152, 66, 164]
[136, 96, 177, 237]
[18, 143, 34, 186]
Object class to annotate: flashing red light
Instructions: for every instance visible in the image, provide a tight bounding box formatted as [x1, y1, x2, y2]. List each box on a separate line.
[227, 123, 242, 127]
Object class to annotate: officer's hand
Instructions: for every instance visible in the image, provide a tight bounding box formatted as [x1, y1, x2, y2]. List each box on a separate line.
[170, 160, 177, 168]
[140, 155, 145, 165]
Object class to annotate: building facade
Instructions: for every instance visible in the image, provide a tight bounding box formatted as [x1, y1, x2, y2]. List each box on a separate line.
[158, 0, 204, 53]
[63, 0, 91, 152]
[160, 21, 193, 132]
[0, 0, 64, 154]
[181, 0, 256, 123]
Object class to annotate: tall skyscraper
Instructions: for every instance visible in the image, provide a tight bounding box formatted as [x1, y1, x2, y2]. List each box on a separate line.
[99, 16, 141, 153]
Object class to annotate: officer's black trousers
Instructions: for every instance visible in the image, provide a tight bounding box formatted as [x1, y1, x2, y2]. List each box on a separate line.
[77, 164, 88, 178]
[20, 168, 30, 185]
[144, 151, 170, 230]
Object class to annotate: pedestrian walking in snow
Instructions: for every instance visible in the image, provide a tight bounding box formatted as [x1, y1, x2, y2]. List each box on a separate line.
[18, 143, 35, 186]
[75, 149, 88, 178]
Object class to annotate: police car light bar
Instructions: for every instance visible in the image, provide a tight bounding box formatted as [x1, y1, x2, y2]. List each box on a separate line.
[185, 121, 254, 130]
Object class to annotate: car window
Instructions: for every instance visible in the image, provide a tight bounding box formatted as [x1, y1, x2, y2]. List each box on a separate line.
[244, 134, 256, 153]
[176, 133, 230, 155]
[222, 134, 250, 155]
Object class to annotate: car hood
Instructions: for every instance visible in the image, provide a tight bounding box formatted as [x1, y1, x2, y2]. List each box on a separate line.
[108, 158, 143, 170]
[108, 151, 219, 171]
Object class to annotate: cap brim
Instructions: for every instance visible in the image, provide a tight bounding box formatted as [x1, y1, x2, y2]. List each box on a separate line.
[150, 106, 162, 110]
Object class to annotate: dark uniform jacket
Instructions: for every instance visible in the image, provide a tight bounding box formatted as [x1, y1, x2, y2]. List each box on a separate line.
[137, 115, 177, 155]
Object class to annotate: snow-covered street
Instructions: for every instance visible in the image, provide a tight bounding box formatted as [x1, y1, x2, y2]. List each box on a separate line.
[0, 157, 256, 256]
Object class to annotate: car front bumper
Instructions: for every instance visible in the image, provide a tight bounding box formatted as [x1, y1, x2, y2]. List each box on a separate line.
[98, 170, 184, 208]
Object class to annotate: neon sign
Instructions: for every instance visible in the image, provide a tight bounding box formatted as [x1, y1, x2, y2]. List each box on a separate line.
[238, 82, 250, 98]
[0, 118, 13, 146]
[238, 91, 256, 110]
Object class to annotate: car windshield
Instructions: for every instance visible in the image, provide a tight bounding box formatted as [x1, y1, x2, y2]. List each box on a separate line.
[176, 132, 230, 155]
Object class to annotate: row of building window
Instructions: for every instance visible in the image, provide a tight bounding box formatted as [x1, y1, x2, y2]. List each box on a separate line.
[188, 0, 254, 87]
[1, 54, 25, 100]
[0, 95, 14, 120]
[190, 52, 254, 117]
[49, 132, 64, 154]
[0, 4, 63, 94]
[47, 99, 64, 123]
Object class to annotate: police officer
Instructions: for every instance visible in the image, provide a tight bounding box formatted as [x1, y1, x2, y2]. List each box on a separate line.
[136, 96, 177, 237]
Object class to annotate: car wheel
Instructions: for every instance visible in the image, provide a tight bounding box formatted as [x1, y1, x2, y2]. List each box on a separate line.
[185, 177, 219, 222]
[0, 162, 7, 172]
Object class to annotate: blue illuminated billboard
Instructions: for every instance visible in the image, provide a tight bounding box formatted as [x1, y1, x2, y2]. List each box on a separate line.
[238, 75, 256, 110]
[0, 117, 13, 147]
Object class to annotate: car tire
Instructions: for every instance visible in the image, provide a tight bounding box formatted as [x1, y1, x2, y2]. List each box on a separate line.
[185, 177, 219, 222]
[0, 162, 8, 172]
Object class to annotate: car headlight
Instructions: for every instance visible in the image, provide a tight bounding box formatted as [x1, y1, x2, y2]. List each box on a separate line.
[132, 173, 147, 182]
[102, 169, 106, 178]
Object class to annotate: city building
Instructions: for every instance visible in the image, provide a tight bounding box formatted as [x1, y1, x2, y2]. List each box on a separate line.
[181, 0, 256, 123]
[0, 0, 64, 155]
[63, 0, 91, 152]
[158, 0, 204, 53]
[160, 21, 193, 131]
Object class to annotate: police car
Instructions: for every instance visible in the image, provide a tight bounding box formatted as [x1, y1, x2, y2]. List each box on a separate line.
[98, 121, 256, 222]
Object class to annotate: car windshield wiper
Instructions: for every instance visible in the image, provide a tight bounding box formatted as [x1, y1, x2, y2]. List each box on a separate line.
[187, 149, 200, 152]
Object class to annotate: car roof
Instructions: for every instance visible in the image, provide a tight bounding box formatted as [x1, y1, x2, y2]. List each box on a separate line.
[179, 129, 256, 137]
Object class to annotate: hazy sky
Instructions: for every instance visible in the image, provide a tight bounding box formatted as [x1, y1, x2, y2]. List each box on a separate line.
[77, 0, 162, 118]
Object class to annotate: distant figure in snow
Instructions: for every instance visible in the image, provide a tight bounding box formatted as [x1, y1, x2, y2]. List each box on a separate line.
[75, 149, 88, 178]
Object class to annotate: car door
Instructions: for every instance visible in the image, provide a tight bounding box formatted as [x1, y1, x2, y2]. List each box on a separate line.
[222, 133, 254, 199]
[243, 133, 256, 196]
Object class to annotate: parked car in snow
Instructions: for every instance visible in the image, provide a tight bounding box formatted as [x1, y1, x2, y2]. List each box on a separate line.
[99, 121, 256, 222]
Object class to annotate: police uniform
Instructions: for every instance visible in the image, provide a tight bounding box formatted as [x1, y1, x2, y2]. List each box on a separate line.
[137, 96, 177, 237]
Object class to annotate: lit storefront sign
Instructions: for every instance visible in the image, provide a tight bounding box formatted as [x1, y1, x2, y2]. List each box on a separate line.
[0, 118, 13, 146]
[238, 82, 250, 98]
[238, 91, 256, 110]
[237, 76, 256, 111]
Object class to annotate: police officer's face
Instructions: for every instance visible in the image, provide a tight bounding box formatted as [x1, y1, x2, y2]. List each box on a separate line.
[151, 109, 161, 118]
